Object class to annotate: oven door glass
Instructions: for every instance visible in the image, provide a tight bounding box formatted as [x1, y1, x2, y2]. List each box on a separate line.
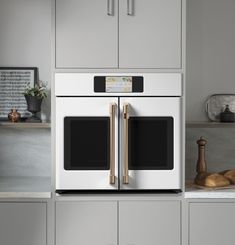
[120, 97, 181, 190]
[64, 117, 110, 170]
[128, 117, 173, 170]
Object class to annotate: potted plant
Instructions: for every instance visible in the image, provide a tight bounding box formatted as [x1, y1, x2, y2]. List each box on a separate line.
[23, 81, 47, 122]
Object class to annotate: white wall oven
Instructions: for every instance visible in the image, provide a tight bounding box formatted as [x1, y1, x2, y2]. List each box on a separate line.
[55, 73, 182, 193]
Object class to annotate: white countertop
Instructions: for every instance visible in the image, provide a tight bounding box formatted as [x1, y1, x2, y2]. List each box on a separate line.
[0, 176, 51, 198]
[185, 181, 235, 199]
[1, 176, 235, 199]
[185, 189, 235, 199]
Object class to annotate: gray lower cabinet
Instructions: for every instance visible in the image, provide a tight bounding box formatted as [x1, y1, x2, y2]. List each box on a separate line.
[56, 201, 181, 245]
[0, 202, 47, 245]
[189, 202, 235, 245]
[119, 201, 181, 245]
[56, 201, 118, 245]
[55, 0, 182, 69]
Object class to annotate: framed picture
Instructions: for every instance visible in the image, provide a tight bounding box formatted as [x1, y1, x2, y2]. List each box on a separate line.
[0, 67, 38, 120]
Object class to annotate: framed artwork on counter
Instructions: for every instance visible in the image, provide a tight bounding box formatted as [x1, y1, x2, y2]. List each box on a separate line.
[0, 67, 37, 120]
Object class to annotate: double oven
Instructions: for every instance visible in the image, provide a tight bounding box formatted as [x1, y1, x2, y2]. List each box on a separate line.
[55, 73, 182, 193]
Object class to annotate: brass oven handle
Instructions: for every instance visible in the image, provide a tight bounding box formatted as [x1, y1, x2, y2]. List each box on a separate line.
[109, 103, 116, 184]
[123, 103, 129, 184]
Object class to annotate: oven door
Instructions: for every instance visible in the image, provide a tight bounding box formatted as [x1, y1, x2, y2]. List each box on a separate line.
[56, 97, 118, 190]
[119, 97, 181, 190]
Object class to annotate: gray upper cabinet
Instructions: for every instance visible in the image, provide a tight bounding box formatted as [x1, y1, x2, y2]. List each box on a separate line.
[55, 0, 182, 69]
[119, 201, 181, 245]
[189, 202, 235, 245]
[0, 203, 46, 245]
[56, 0, 118, 68]
[119, 0, 182, 68]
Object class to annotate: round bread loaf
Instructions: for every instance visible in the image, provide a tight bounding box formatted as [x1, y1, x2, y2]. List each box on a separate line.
[204, 173, 230, 187]
[223, 170, 235, 184]
[195, 173, 230, 187]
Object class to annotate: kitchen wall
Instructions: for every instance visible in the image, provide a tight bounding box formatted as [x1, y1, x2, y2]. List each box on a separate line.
[186, 0, 235, 179]
[0, 128, 51, 177]
[186, 127, 235, 180]
[0, 0, 51, 178]
[0, 0, 51, 121]
[186, 0, 235, 122]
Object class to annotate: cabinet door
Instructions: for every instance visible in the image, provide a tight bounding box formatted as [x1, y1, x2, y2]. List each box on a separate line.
[119, 0, 181, 68]
[56, 0, 118, 68]
[56, 201, 117, 245]
[119, 201, 181, 245]
[119, 97, 181, 190]
[56, 97, 119, 190]
[0, 203, 46, 245]
[189, 202, 235, 245]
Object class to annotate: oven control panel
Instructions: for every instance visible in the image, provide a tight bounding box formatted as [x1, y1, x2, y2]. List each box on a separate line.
[94, 76, 143, 93]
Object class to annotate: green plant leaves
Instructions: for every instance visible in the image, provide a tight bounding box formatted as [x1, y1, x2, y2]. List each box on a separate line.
[23, 80, 47, 99]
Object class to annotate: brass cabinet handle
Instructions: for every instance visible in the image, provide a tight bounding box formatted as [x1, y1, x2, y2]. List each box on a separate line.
[109, 103, 116, 184]
[127, 0, 134, 16]
[107, 0, 114, 16]
[123, 103, 129, 184]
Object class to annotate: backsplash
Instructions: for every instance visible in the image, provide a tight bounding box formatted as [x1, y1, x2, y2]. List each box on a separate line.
[186, 127, 235, 180]
[0, 128, 51, 177]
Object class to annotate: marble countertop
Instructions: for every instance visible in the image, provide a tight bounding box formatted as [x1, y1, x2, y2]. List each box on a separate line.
[0, 176, 51, 198]
[185, 181, 235, 198]
[1, 176, 235, 199]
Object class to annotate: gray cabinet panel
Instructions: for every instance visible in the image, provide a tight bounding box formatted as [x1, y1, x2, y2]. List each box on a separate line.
[0, 203, 46, 245]
[189, 202, 235, 245]
[56, 0, 118, 68]
[119, 201, 181, 245]
[119, 0, 181, 68]
[56, 201, 117, 245]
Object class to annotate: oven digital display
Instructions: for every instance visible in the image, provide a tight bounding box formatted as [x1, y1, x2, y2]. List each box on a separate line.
[106, 76, 132, 93]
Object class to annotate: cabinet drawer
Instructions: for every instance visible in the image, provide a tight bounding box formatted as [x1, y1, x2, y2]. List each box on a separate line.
[189, 202, 235, 245]
[0, 202, 46, 245]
